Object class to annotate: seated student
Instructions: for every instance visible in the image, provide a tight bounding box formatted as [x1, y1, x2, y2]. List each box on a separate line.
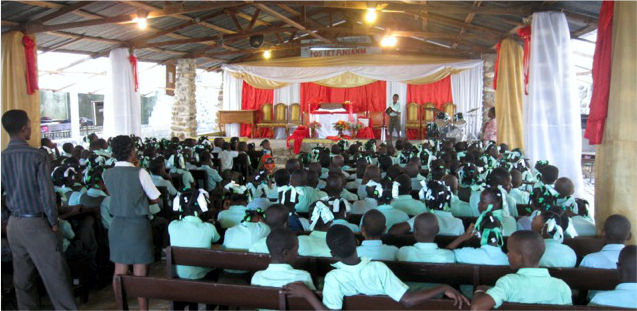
[420, 180, 464, 236]
[589, 245, 637, 308]
[508, 169, 530, 206]
[328, 170, 358, 202]
[80, 166, 108, 210]
[447, 216, 508, 266]
[290, 169, 321, 214]
[285, 225, 469, 310]
[279, 187, 311, 232]
[260, 139, 272, 155]
[554, 177, 596, 236]
[166, 148, 195, 189]
[357, 210, 398, 261]
[149, 158, 178, 197]
[442, 174, 473, 218]
[285, 158, 301, 175]
[531, 207, 577, 268]
[306, 169, 327, 200]
[223, 208, 270, 251]
[40, 137, 59, 161]
[581, 214, 631, 269]
[406, 161, 426, 192]
[357, 164, 381, 200]
[249, 204, 289, 253]
[345, 158, 367, 191]
[390, 174, 427, 216]
[219, 142, 238, 172]
[61, 142, 74, 158]
[330, 154, 351, 180]
[321, 176, 359, 232]
[297, 201, 334, 257]
[470, 230, 572, 310]
[397, 213, 455, 263]
[475, 186, 517, 237]
[168, 190, 220, 280]
[252, 229, 316, 290]
[352, 180, 380, 215]
[273, 168, 289, 201]
[365, 180, 409, 232]
[529, 164, 559, 202]
[197, 151, 223, 192]
[217, 182, 249, 229]
[477, 168, 518, 218]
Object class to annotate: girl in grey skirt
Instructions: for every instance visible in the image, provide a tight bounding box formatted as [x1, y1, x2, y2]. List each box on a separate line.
[103, 135, 161, 310]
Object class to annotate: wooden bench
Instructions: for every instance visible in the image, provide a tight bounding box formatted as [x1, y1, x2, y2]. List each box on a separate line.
[114, 275, 627, 310]
[166, 247, 620, 292]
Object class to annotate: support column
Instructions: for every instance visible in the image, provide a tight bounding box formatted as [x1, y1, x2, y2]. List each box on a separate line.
[594, 1, 637, 237]
[171, 59, 197, 139]
[69, 91, 80, 141]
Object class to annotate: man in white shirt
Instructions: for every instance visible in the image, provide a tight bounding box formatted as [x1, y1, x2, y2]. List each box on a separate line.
[387, 94, 402, 141]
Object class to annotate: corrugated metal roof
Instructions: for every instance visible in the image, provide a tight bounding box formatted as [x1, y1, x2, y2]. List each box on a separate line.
[1, 1, 601, 70]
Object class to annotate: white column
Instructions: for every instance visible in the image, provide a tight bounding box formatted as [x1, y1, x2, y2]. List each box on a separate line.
[69, 91, 80, 142]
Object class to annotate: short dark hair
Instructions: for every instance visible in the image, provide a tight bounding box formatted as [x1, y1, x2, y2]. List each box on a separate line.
[265, 204, 289, 229]
[149, 158, 165, 175]
[273, 169, 290, 187]
[618, 245, 636, 282]
[361, 210, 386, 238]
[509, 230, 545, 264]
[541, 165, 559, 184]
[266, 229, 298, 258]
[395, 174, 411, 195]
[290, 169, 308, 187]
[326, 225, 357, 258]
[487, 167, 510, 188]
[2, 109, 29, 135]
[325, 172, 344, 197]
[604, 214, 631, 243]
[111, 135, 134, 161]
[285, 159, 301, 174]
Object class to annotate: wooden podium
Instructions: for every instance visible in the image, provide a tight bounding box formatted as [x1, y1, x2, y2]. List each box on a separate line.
[218, 110, 258, 138]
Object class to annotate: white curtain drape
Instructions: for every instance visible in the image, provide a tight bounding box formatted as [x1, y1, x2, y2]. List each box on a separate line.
[222, 70, 242, 137]
[104, 48, 140, 137]
[272, 83, 301, 139]
[451, 63, 484, 139]
[386, 81, 408, 134]
[223, 60, 482, 83]
[525, 12, 584, 195]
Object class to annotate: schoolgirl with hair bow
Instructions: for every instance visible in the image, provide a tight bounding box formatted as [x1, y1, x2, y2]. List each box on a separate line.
[223, 206, 269, 251]
[531, 207, 577, 268]
[390, 174, 427, 217]
[217, 181, 250, 229]
[366, 179, 409, 233]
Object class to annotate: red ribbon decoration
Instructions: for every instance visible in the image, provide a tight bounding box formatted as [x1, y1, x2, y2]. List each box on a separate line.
[517, 25, 532, 95]
[128, 53, 139, 92]
[493, 42, 501, 90]
[22, 35, 38, 95]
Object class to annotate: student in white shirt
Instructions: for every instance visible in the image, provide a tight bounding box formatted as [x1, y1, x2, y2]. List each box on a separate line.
[219, 142, 238, 172]
[589, 245, 637, 309]
[581, 214, 631, 269]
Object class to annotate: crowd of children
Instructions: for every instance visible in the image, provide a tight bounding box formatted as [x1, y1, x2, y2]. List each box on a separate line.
[24, 134, 636, 310]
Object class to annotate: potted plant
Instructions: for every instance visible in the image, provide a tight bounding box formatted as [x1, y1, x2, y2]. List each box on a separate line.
[348, 121, 364, 137]
[333, 120, 349, 137]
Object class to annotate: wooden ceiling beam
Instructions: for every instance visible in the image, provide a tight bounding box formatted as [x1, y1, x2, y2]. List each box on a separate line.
[134, 26, 296, 49]
[47, 31, 124, 45]
[14, 1, 102, 20]
[32, 1, 95, 24]
[246, 9, 261, 32]
[253, 3, 331, 43]
[226, 9, 244, 32]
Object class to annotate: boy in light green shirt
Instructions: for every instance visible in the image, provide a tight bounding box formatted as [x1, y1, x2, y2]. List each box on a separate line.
[251, 229, 315, 290]
[390, 174, 427, 216]
[471, 230, 572, 310]
[283, 225, 470, 310]
[397, 213, 455, 263]
[249, 204, 289, 254]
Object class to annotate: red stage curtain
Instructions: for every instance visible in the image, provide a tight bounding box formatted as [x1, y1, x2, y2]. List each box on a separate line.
[241, 81, 273, 137]
[584, 0, 614, 145]
[406, 76, 453, 139]
[300, 81, 386, 115]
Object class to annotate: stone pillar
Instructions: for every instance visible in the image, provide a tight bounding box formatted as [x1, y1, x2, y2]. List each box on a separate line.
[171, 59, 197, 139]
[481, 53, 496, 122]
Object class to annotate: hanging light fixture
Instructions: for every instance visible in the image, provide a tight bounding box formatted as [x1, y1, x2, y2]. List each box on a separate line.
[380, 35, 397, 47]
[364, 8, 377, 24]
[134, 11, 148, 29]
[263, 49, 272, 59]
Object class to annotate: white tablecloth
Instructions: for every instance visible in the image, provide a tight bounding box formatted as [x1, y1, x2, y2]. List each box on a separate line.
[311, 113, 354, 138]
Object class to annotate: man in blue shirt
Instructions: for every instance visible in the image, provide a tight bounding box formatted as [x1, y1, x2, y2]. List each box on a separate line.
[580, 214, 631, 269]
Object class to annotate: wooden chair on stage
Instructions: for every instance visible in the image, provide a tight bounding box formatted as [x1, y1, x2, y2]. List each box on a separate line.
[268, 103, 289, 138]
[443, 102, 455, 117]
[405, 102, 422, 140]
[423, 102, 436, 122]
[370, 111, 387, 140]
[286, 103, 302, 136]
[255, 103, 273, 137]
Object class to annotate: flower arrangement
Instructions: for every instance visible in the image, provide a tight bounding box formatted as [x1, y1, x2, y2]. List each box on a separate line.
[308, 121, 322, 129]
[348, 121, 364, 131]
[333, 120, 349, 131]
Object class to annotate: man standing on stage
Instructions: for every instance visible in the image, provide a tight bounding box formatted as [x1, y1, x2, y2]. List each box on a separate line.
[387, 94, 402, 141]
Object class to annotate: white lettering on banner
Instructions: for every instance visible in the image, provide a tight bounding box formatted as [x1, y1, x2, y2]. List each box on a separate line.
[301, 46, 381, 57]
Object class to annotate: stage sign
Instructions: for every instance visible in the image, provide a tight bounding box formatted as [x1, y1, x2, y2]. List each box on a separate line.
[301, 36, 380, 57]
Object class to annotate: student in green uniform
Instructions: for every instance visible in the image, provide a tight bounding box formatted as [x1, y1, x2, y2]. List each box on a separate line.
[589, 245, 637, 309]
[251, 229, 316, 289]
[357, 210, 398, 261]
[397, 213, 455, 263]
[249, 204, 289, 254]
[390, 174, 427, 216]
[471, 230, 572, 310]
[283, 225, 470, 310]
[531, 207, 577, 268]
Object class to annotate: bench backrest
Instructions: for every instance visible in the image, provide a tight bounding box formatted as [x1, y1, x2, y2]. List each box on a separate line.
[114, 275, 626, 310]
[166, 247, 619, 291]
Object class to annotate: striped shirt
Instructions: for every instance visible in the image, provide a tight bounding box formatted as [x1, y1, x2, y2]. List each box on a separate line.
[1, 139, 58, 226]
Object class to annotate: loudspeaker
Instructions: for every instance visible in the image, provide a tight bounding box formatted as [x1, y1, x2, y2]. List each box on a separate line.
[249, 34, 264, 48]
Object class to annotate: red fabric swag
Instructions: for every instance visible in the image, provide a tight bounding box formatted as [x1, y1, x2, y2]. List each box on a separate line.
[517, 26, 532, 95]
[241, 81, 274, 137]
[22, 35, 38, 95]
[128, 54, 139, 92]
[584, 0, 614, 145]
[405, 76, 453, 139]
[286, 125, 309, 154]
[493, 42, 501, 91]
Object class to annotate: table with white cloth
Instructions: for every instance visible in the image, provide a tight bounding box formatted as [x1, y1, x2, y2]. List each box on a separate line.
[310, 113, 357, 138]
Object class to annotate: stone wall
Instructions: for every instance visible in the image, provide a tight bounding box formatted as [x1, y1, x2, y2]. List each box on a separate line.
[171, 59, 197, 139]
[482, 53, 496, 124]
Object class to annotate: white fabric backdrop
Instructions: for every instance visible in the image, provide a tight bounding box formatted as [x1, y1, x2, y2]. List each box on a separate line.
[451, 64, 484, 139]
[272, 83, 301, 139]
[524, 12, 584, 195]
[104, 48, 141, 137]
[222, 70, 242, 137]
[223, 60, 482, 83]
[385, 81, 408, 135]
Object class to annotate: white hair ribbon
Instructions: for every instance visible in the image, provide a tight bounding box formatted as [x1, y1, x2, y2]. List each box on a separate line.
[391, 181, 400, 198]
[79, 158, 88, 167]
[365, 180, 383, 197]
[545, 218, 564, 243]
[309, 201, 334, 231]
[197, 189, 209, 212]
[64, 167, 76, 178]
[277, 185, 300, 204]
[224, 181, 247, 194]
[329, 198, 351, 214]
[418, 179, 429, 200]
